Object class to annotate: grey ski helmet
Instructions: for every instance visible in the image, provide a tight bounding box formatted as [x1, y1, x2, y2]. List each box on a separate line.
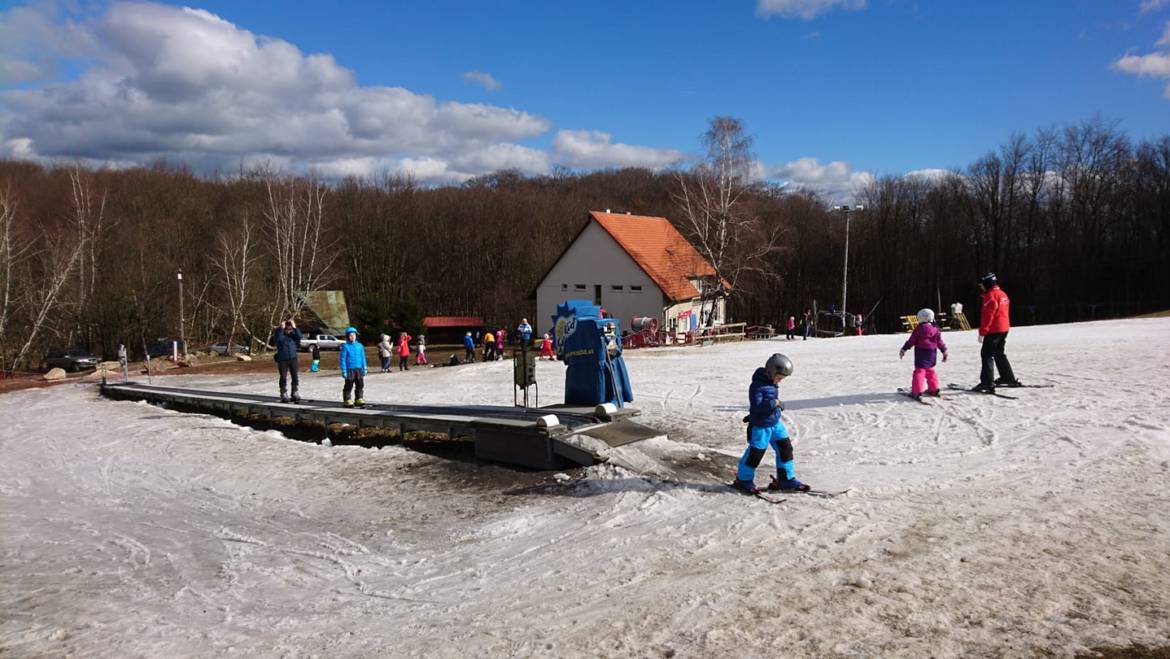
[979, 272, 998, 289]
[764, 353, 794, 378]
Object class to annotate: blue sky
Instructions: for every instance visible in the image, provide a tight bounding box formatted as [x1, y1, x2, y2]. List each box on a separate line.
[1, 0, 1168, 198]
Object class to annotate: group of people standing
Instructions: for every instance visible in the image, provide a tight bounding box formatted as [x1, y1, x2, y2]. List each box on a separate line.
[378, 332, 426, 372]
[462, 319, 535, 363]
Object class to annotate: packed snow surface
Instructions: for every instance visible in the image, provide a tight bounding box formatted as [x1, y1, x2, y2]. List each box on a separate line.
[3, 319, 1169, 657]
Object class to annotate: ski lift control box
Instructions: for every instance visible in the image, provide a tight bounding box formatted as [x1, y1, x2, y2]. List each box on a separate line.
[552, 300, 634, 407]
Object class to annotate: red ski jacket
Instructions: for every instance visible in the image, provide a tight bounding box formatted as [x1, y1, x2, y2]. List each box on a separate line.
[980, 286, 1011, 335]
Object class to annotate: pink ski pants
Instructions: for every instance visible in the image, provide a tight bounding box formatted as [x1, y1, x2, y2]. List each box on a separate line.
[911, 367, 939, 395]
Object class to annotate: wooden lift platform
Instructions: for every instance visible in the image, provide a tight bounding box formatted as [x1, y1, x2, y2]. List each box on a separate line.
[99, 382, 664, 470]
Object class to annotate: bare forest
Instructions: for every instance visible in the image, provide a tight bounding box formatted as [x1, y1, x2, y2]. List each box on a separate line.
[0, 117, 1166, 370]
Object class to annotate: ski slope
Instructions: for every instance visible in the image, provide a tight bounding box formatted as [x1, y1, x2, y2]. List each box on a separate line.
[3, 318, 1169, 657]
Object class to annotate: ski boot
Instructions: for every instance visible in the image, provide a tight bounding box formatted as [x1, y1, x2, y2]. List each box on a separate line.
[290, 393, 301, 404]
[280, 393, 290, 403]
[768, 475, 811, 492]
[355, 398, 365, 407]
[925, 388, 941, 398]
[730, 479, 760, 495]
[344, 399, 354, 408]
[971, 382, 996, 394]
[995, 377, 1023, 388]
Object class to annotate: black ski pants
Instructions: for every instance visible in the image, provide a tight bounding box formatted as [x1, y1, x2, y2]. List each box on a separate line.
[343, 368, 364, 402]
[277, 358, 299, 395]
[979, 332, 1016, 386]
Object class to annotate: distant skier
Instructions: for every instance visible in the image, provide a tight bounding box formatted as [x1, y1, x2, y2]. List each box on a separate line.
[517, 318, 533, 345]
[396, 332, 412, 371]
[539, 332, 555, 360]
[802, 309, 812, 340]
[340, 326, 367, 407]
[732, 353, 810, 494]
[974, 272, 1020, 392]
[483, 330, 495, 361]
[785, 315, 796, 340]
[495, 327, 505, 360]
[270, 319, 302, 403]
[378, 333, 393, 373]
[415, 335, 429, 366]
[900, 308, 948, 400]
[463, 331, 476, 363]
[310, 342, 321, 373]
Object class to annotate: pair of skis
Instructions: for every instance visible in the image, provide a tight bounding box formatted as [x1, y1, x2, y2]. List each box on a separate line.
[899, 383, 1052, 402]
[725, 482, 851, 504]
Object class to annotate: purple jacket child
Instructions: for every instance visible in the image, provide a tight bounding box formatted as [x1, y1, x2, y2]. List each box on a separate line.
[902, 321, 948, 368]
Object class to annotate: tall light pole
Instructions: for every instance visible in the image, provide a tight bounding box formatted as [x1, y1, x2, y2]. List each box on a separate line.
[177, 269, 187, 360]
[833, 205, 864, 335]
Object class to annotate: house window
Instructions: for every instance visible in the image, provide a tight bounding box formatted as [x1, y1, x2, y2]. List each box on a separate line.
[611, 285, 624, 292]
[561, 283, 568, 290]
[574, 284, 586, 291]
[630, 285, 643, 292]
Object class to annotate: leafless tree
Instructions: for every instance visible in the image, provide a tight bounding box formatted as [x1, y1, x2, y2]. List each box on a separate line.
[68, 166, 111, 346]
[0, 185, 33, 346]
[673, 116, 782, 325]
[214, 216, 260, 353]
[263, 176, 336, 325]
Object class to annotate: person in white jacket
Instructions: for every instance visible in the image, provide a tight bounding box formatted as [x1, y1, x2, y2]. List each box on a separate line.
[377, 334, 393, 373]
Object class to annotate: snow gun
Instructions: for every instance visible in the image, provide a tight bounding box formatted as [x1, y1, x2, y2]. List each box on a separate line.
[551, 300, 634, 407]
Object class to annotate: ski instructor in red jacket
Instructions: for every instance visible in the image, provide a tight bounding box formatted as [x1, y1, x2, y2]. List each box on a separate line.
[974, 272, 1020, 392]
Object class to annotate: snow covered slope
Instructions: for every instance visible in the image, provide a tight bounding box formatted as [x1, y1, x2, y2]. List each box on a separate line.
[3, 318, 1169, 657]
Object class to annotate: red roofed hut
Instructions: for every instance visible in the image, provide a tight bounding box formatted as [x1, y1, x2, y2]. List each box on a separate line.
[533, 211, 727, 338]
[422, 316, 485, 345]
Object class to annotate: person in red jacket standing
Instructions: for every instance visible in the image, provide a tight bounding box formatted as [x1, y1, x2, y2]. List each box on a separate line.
[974, 272, 1020, 392]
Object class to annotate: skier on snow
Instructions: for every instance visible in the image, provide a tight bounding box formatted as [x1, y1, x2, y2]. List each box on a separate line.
[340, 326, 367, 407]
[900, 308, 948, 400]
[732, 353, 810, 494]
[974, 272, 1020, 392]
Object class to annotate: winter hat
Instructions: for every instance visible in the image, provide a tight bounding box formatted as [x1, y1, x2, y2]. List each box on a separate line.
[979, 272, 998, 289]
[916, 308, 935, 324]
[346, 326, 358, 337]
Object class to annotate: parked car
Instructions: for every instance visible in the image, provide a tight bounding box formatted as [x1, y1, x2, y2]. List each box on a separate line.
[41, 348, 101, 372]
[208, 342, 250, 356]
[146, 339, 186, 359]
[299, 334, 344, 351]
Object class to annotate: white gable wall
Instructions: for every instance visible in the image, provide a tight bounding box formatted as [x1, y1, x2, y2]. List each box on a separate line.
[535, 221, 668, 335]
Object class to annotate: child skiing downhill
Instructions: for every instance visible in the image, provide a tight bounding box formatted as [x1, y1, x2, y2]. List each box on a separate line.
[733, 353, 810, 494]
[900, 308, 948, 400]
[339, 326, 367, 407]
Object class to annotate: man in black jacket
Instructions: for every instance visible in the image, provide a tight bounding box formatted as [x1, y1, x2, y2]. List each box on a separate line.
[270, 320, 302, 403]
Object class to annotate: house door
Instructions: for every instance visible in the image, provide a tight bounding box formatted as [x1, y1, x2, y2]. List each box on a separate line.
[593, 285, 602, 306]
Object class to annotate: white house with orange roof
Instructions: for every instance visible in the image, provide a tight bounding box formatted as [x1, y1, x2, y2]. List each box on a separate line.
[532, 210, 727, 337]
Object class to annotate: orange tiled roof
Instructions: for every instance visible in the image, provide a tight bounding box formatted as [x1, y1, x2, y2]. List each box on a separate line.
[589, 211, 718, 303]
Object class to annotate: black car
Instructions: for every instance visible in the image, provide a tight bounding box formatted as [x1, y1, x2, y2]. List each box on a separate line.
[41, 348, 101, 372]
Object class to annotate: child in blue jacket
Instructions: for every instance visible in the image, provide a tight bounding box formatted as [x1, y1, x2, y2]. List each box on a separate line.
[339, 326, 367, 407]
[733, 353, 810, 493]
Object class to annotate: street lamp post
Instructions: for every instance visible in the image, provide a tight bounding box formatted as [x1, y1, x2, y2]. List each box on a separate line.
[833, 205, 864, 336]
[177, 269, 187, 360]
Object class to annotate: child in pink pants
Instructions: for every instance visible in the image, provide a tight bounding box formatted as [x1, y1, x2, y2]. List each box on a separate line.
[900, 308, 948, 399]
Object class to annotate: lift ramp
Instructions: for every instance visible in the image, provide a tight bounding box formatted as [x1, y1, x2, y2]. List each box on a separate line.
[100, 382, 663, 469]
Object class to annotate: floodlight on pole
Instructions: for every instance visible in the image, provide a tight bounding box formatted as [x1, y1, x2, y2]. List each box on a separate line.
[832, 205, 865, 336]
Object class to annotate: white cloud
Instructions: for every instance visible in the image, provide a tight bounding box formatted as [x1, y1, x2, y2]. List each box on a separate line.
[1113, 51, 1170, 99]
[766, 157, 873, 202]
[1141, 0, 1169, 13]
[0, 2, 561, 183]
[756, 0, 866, 20]
[905, 168, 953, 181]
[461, 70, 501, 91]
[552, 130, 684, 170]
